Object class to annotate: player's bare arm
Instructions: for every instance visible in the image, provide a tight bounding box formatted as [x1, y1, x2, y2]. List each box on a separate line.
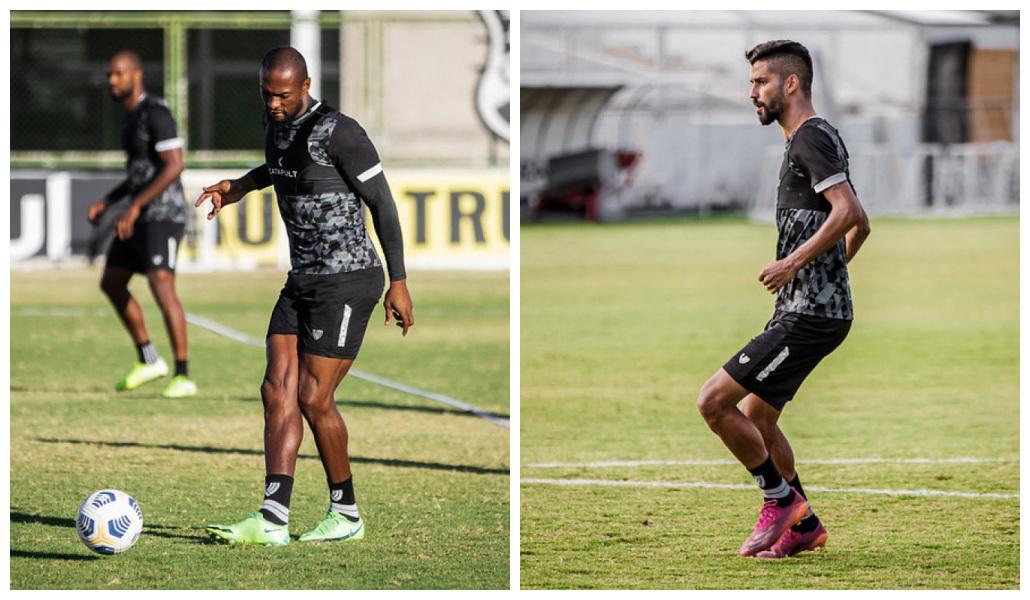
[758, 183, 869, 293]
[115, 147, 184, 240]
[195, 167, 267, 220]
[840, 186, 871, 262]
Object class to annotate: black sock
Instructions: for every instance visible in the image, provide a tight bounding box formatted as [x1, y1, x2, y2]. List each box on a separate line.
[789, 474, 820, 532]
[747, 457, 795, 506]
[175, 359, 188, 377]
[259, 474, 293, 525]
[329, 477, 360, 522]
[136, 341, 158, 365]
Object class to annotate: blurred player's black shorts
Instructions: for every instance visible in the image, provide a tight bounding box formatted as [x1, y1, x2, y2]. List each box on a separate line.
[722, 310, 851, 411]
[266, 266, 385, 360]
[105, 220, 186, 274]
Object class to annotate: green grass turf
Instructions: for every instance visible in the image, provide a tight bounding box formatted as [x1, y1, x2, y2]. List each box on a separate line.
[520, 216, 1018, 589]
[10, 268, 509, 589]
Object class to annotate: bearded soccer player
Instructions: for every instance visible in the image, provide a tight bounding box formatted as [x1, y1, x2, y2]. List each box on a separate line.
[199, 47, 414, 545]
[88, 50, 196, 398]
[695, 40, 871, 558]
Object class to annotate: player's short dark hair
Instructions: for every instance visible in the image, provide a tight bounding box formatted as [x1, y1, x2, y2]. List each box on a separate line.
[746, 40, 813, 98]
[260, 46, 309, 83]
[109, 49, 142, 72]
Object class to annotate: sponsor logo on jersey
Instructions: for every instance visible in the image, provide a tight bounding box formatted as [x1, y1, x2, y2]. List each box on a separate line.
[269, 155, 298, 178]
[269, 167, 298, 178]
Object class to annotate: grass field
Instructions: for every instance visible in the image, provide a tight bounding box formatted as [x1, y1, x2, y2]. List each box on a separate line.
[10, 268, 509, 589]
[520, 216, 1018, 589]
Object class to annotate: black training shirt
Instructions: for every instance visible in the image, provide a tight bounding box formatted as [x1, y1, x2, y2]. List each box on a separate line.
[248, 100, 406, 280]
[108, 94, 187, 224]
[774, 116, 854, 320]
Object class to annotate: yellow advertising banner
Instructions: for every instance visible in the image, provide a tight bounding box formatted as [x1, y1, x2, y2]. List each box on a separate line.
[182, 169, 509, 271]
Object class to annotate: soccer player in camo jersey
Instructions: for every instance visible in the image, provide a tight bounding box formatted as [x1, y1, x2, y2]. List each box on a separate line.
[87, 50, 197, 399]
[696, 40, 871, 558]
[199, 47, 414, 546]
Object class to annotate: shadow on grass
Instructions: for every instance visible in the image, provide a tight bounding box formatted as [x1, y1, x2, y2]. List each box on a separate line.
[10, 511, 206, 543]
[10, 549, 99, 561]
[341, 398, 510, 420]
[231, 396, 511, 421]
[36, 438, 509, 476]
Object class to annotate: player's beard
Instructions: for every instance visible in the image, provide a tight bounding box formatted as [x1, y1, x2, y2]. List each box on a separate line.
[754, 88, 785, 126]
[110, 86, 133, 102]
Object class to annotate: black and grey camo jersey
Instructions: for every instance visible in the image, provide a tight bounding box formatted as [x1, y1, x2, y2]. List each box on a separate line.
[774, 116, 854, 320]
[113, 94, 188, 224]
[250, 100, 406, 279]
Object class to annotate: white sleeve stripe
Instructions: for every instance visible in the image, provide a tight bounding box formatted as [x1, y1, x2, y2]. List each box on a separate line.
[356, 162, 383, 183]
[154, 137, 184, 152]
[813, 172, 847, 193]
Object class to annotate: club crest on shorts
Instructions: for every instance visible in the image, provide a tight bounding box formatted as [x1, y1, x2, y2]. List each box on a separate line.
[311, 328, 324, 341]
[739, 353, 751, 364]
[152, 254, 163, 265]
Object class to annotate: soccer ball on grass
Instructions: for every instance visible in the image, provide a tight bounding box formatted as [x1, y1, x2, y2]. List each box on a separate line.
[76, 489, 144, 554]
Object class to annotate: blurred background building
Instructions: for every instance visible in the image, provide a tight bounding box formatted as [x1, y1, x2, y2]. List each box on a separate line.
[11, 10, 510, 270]
[521, 10, 1018, 221]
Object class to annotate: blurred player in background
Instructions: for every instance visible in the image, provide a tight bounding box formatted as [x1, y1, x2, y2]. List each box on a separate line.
[88, 50, 196, 399]
[200, 47, 414, 546]
[696, 40, 870, 558]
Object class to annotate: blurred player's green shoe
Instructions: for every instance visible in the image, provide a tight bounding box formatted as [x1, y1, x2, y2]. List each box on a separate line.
[162, 375, 197, 398]
[298, 510, 364, 542]
[206, 512, 289, 546]
[114, 358, 168, 391]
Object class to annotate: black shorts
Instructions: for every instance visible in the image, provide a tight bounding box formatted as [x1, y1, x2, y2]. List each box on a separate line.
[105, 220, 186, 274]
[266, 267, 385, 360]
[722, 310, 851, 411]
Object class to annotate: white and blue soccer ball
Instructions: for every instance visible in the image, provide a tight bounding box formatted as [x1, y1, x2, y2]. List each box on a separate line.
[76, 489, 144, 554]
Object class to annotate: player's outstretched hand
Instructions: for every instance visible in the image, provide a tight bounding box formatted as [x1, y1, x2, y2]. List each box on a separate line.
[195, 179, 243, 220]
[384, 279, 414, 336]
[87, 201, 107, 225]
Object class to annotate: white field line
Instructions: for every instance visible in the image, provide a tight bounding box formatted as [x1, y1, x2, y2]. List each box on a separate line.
[184, 311, 509, 429]
[528, 456, 1017, 468]
[520, 478, 1019, 500]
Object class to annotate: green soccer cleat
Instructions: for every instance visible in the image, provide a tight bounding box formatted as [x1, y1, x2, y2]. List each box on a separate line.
[114, 358, 169, 391]
[162, 375, 197, 398]
[298, 510, 365, 543]
[206, 512, 289, 547]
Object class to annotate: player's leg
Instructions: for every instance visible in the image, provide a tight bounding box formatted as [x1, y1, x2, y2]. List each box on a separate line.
[100, 265, 168, 390]
[741, 394, 795, 480]
[296, 353, 365, 542]
[206, 333, 300, 546]
[140, 223, 194, 397]
[742, 394, 828, 558]
[697, 369, 768, 467]
[146, 268, 195, 397]
[700, 360, 807, 556]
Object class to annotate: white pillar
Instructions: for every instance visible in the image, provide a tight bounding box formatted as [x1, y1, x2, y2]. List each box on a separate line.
[291, 10, 321, 99]
[11, 194, 46, 261]
[45, 172, 72, 261]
